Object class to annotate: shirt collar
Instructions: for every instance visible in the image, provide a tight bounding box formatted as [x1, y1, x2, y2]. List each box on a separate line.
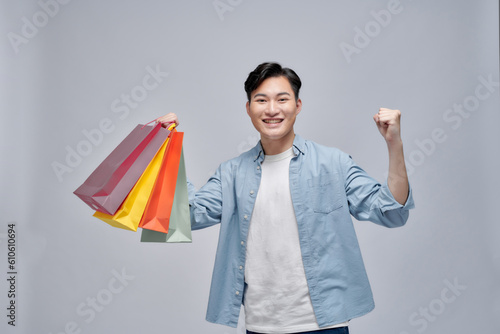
[252, 134, 306, 162]
[292, 134, 306, 156]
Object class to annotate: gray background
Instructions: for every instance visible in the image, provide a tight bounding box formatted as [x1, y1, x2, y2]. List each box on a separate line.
[1, 0, 499, 333]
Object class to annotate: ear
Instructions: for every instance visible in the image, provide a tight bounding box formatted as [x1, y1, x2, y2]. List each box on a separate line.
[296, 98, 302, 115]
[246, 101, 250, 115]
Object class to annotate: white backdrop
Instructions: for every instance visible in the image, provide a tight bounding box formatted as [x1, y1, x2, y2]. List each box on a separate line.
[1, 1, 499, 333]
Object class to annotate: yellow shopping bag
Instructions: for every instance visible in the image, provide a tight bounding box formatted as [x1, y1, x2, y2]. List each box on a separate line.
[93, 135, 170, 231]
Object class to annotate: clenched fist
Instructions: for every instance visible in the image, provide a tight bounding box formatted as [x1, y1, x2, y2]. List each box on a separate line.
[373, 108, 402, 145]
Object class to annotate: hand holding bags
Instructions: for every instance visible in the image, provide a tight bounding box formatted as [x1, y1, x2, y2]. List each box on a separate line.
[74, 122, 192, 243]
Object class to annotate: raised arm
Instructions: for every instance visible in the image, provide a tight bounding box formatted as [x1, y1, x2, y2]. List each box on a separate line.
[373, 108, 409, 205]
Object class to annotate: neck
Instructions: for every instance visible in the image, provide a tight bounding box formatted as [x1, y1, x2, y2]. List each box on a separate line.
[260, 133, 295, 155]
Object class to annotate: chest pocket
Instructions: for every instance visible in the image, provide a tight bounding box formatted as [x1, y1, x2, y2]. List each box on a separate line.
[307, 172, 344, 214]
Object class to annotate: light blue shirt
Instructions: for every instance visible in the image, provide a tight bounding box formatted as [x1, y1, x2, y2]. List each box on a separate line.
[187, 134, 415, 328]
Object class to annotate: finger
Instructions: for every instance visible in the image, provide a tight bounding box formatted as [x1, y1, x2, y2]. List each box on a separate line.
[378, 110, 393, 117]
[160, 119, 179, 128]
[157, 113, 175, 121]
[373, 114, 387, 129]
[377, 113, 393, 122]
[157, 117, 174, 124]
[378, 111, 400, 123]
[156, 114, 179, 126]
[379, 108, 401, 117]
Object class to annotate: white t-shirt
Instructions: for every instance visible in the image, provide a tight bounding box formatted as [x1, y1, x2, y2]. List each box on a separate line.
[244, 147, 348, 333]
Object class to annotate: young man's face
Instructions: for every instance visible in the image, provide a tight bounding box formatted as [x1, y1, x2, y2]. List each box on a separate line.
[246, 76, 302, 153]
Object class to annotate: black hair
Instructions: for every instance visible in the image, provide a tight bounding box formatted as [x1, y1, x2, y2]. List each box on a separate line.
[244, 62, 302, 102]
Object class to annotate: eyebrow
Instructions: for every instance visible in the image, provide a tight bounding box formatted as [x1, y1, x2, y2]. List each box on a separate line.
[252, 92, 291, 99]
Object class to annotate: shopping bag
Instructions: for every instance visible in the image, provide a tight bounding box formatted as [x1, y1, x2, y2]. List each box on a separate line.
[139, 131, 184, 233]
[141, 148, 192, 243]
[74, 123, 169, 215]
[92, 135, 170, 231]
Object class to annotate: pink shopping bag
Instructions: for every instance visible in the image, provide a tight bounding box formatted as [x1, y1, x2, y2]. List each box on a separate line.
[74, 123, 170, 215]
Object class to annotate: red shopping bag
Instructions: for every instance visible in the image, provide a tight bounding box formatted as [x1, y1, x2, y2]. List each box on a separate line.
[74, 123, 170, 215]
[139, 130, 184, 233]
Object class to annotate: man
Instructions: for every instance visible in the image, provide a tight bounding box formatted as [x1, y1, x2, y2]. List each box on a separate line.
[157, 62, 414, 334]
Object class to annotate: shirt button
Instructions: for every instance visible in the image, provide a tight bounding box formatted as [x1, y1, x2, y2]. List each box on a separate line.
[244, 215, 248, 220]
[250, 190, 254, 195]
[257, 166, 260, 170]
[239, 266, 243, 270]
[241, 241, 245, 246]
[235, 291, 240, 295]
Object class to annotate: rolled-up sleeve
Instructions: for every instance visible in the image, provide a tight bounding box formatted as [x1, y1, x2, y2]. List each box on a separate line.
[342, 153, 415, 228]
[188, 167, 223, 230]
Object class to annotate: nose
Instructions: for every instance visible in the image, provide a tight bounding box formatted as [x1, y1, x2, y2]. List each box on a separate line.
[266, 101, 279, 116]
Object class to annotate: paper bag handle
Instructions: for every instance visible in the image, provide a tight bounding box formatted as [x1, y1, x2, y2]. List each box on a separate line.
[141, 119, 177, 131]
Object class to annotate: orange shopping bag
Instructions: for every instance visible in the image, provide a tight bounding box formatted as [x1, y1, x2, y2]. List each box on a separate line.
[92, 135, 170, 231]
[139, 130, 184, 233]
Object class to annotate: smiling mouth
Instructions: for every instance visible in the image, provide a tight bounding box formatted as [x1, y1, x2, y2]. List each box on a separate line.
[263, 119, 283, 124]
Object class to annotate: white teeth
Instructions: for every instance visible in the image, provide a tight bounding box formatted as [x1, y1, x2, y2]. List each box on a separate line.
[264, 120, 281, 123]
